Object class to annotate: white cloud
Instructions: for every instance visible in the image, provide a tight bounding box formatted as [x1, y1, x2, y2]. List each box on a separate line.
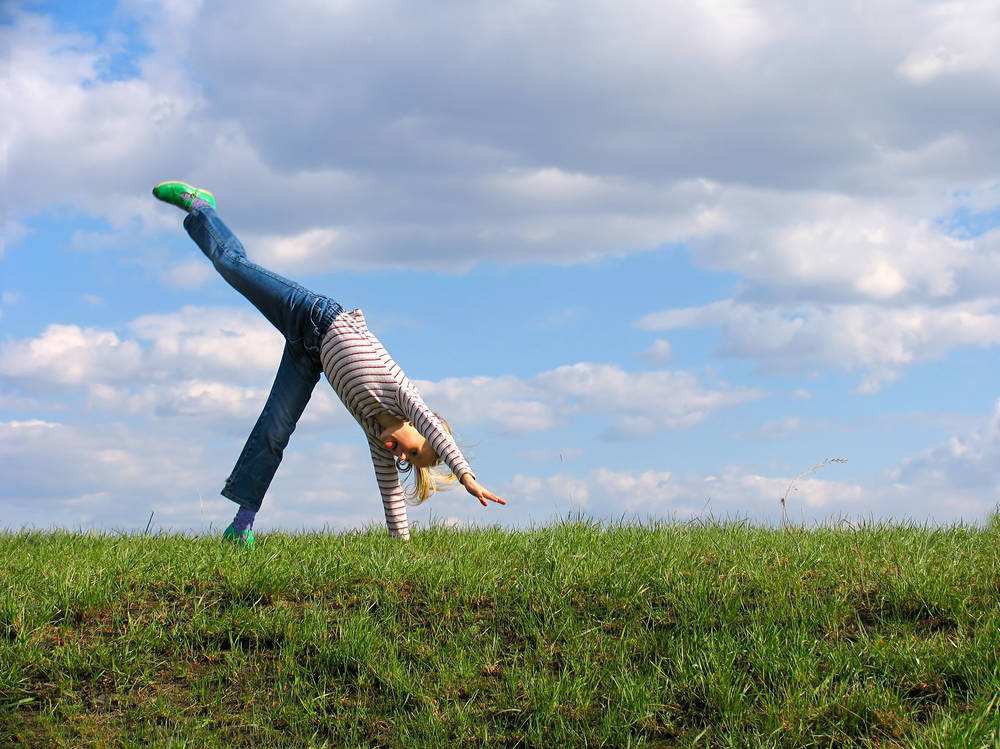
[3, 11, 202, 231]
[887, 397, 1000, 519]
[418, 362, 760, 439]
[638, 298, 1000, 393]
[640, 338, 671, 363]
[536, 362, 760, 435]
[896, 0, 1000, 84]
[416, 374, 556, 433]
[161, 260, 213, 289]
[0, 307, 284, 392]
[486, 167, 614, 206]
[509, 473, 591, 511]
[482, 452, 992, 527]
[0, 415, 386, 533]
[83, 378, 350, 433]
[1, 303, 757, 440]
[6, 1, 1000, 534]
[127, 305, 284, 379]
[683, 190, 993, 304]
[6, 2, 1000, 281]
[0, 324, 144, 385]
[3, 6, 998, 414]
[5, 399, 998, 534]
[248, 227, 343, 274]
[86, 380, 268, 421]
[486, 464, 866, 526]
[0, 418, 206, 506]
[758, 416, 804, 439]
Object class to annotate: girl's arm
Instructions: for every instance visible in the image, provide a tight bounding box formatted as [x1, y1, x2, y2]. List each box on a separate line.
[396, 384, 508, 508]
[395, 385, 475, 483]
[367, 436, 411, 541]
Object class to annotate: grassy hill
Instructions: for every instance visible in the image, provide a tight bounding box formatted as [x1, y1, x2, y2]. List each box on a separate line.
[1, 519, 998, 747]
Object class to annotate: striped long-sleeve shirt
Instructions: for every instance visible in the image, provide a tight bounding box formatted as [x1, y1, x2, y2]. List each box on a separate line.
[319, 307, 475, 539]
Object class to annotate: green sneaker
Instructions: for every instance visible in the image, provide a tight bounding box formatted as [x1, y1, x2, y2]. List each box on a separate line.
[152, 181, 217, 212]
[222, 524, 255, 549]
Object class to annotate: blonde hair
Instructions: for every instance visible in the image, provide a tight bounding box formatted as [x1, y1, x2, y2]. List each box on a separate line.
[396, 412, 461, 506]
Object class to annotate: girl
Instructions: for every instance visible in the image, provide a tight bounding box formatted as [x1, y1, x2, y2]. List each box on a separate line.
[152, 181, 507, 548]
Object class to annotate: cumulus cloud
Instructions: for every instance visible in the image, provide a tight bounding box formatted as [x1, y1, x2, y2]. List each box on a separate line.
[482, 451, 993, 528]
[0, 416, 395, 533]
[417, 362, 760, 439]
[0, 324, 144, 385]
[1, 304, 756, 439]
[535, 363, 760, 436]
[6, 1, 1000, 279]
[637, 298, 1000, 393]
[249, 228, 343, 273]
[0, 307, 282, 389]
[896, 0, 1000, 84]
[161, 260, 214, 289]
[3, 10, 202, 231]
[429, 398, 1000, 527]
[586, 466, 858, 519]
[86, 380, 269, 421]
[685, 192, 985, 303]
[639, 338, 672, 364]
[4, 409, 992, 533]
[0, 418, 207, 510]
[127, 305, 285, 379]
[6, 1, 1000, 533]
[418, 464, 868, 529]
[887, 398, 1000, 518]
[6, 1, 1000, 390]
[0, 307, 293, 437]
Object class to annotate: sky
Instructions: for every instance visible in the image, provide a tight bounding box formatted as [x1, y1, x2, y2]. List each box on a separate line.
[3, 0, 1000, 535]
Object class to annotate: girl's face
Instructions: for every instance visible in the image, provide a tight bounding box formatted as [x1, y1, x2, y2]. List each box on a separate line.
[381, 422, 437, 468]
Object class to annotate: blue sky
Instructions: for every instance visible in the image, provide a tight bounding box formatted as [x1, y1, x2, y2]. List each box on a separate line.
[4, 0, 1000, 534]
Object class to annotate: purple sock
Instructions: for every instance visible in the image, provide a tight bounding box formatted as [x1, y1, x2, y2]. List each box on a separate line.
[232, 505, 256, 532]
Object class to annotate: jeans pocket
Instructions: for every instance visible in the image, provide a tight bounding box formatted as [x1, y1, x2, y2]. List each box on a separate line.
[304, 296, 339, 354]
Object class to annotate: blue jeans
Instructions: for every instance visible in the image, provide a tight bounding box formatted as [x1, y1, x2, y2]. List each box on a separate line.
[183, 206, 343, 512]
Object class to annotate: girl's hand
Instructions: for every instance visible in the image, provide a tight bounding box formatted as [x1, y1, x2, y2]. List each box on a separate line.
[461, 475, 508, 507]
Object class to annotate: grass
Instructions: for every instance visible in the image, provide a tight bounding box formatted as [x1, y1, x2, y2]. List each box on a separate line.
[1, 517, 998, 747]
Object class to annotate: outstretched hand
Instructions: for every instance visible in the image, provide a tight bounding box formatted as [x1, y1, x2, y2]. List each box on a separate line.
[461, 475, 508, 508]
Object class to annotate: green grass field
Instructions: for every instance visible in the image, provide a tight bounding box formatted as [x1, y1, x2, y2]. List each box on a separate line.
[2, 518, 998, 747]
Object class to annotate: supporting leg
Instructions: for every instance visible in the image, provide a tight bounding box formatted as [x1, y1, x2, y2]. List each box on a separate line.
[221, 342, 321, 511]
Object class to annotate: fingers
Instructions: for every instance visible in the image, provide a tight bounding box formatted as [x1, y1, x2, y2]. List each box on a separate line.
[477, 490, 507, 507]
[486, 491, 507, 506]
[466, 480, 509, 508]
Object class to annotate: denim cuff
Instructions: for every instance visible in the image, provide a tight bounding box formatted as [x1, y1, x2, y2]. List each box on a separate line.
[221, 483, 262, 512]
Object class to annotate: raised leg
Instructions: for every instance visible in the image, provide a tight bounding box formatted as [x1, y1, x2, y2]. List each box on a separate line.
[183, 205, 317, 346]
